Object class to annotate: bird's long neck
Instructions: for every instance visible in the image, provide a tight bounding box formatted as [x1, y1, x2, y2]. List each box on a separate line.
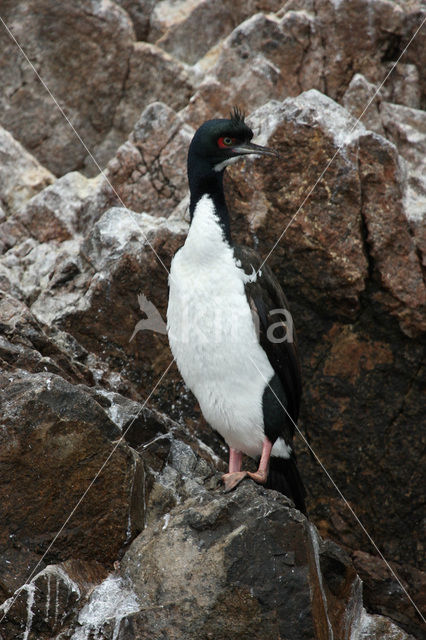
[188, 163, 232, 245]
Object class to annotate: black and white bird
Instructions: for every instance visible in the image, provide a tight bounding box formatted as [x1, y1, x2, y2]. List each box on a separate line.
[167, 108, 306, 514]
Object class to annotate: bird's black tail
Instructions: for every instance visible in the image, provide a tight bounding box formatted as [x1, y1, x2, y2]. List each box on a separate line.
[266, 455, 307, 515]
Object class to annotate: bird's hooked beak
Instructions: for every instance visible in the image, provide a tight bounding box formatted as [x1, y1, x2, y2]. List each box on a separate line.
[232, 141, 280, 158]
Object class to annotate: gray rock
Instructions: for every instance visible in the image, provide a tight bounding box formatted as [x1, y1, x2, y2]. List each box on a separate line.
[343, 73, 385, 136]
[16, 172, 106, 243]
[117, 482, 361, 640]
[0, 126, 54, 214]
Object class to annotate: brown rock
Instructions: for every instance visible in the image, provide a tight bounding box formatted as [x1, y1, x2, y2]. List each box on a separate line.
[344, 80, 426, 277]
[0, 547, 46, 604]
[0, 0, 135, 176]
[0, 1, 424, 637]
[314, 0, 406, 100]
[149, 0, 284, 64]
[0, 370, 145, 565]
[105, 102, 193, 215]
[0, 560, 108, 640]
[358, 131, 425, 336]
[227, 93, 369, 318]
[120, 478, 362, 640]
[352, 550, 426, 638]
[218, 95, 425, 605]
[186, 10, 322, 123]
[183, 0, 417, 124]
[90, 42, 195, 174]
[0, 215, 27, 256]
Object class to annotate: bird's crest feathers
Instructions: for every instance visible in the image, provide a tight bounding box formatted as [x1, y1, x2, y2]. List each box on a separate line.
[230, 106, 246, 126]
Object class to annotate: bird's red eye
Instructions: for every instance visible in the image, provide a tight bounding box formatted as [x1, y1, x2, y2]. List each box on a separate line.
[218, 136, 236, 148]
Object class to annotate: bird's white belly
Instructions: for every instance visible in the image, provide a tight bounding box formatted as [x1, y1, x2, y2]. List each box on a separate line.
[167, 196, 274, 457]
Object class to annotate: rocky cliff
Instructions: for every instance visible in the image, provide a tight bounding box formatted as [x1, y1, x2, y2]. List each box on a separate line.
[0, 0, 425, 638]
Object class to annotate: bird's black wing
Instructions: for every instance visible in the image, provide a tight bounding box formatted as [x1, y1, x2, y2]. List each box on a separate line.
[233, 244, 302, 440]
[234, 244, 306, 514]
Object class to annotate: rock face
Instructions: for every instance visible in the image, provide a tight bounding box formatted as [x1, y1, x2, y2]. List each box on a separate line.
[0, 0, 135, 176]
[2, 438, 365, 640]
[120, 458, 362, 640]
[0, 0, 425, 638]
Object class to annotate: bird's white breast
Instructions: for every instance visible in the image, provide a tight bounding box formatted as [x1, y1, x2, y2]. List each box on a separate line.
[167, 195, 274, 457]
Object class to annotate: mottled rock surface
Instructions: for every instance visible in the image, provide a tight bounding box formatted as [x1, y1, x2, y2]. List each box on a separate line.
[0, 127, 55, 214]
[0, 370, 144, 566]
[0, 0, 135, 176]
[0, 0, 425, 638]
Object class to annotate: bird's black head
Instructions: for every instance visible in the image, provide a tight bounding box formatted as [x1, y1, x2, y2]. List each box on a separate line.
[187, 108, 278, 240]
[188, 107, 278, 177]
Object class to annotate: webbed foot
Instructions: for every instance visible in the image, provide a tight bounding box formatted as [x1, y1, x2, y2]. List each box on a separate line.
[222, 471, 248, 492]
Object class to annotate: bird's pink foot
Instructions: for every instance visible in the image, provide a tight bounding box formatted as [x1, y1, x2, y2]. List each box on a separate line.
[247, 469, 268, 484]
[222, 471, 248, 492]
